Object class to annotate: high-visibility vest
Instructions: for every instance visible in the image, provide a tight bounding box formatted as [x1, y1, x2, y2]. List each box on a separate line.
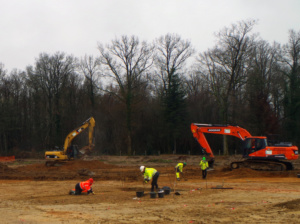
[199, 160, 209, 170]
[144, 168, 157, 180]
[79, 180, 92, 192]
[175, 163, 184, 172]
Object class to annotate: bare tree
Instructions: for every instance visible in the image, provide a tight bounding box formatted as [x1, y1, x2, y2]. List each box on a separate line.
[154, 33, 195, 153]
[245, 40, 283, 135]
[77, 55, 102, 110]
[0, 63, 8, 154]
[280, 29, 300, 142]
[27, 52, 76, 148]
[0, 63, 6, 79]
[154, 33, 195, 92]
[196, 19, 257, 155]
[185, 71, 219, 123]
[0, 67, 29, 154]
[98, 35, 154, 155]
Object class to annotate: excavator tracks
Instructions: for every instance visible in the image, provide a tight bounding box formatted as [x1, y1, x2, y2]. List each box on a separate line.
[45, 160, 68, 167]
[230, 159, 294, 171]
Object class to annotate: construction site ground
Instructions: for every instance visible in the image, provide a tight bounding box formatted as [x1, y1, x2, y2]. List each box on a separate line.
[1, 155, 300, 224]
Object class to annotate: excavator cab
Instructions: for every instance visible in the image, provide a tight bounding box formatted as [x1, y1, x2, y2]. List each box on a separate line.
[242, 137, 267, 158]
[66, 145, 79, 159]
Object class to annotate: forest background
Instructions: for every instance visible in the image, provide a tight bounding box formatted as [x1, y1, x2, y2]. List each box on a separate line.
[0, 19, 300, 157]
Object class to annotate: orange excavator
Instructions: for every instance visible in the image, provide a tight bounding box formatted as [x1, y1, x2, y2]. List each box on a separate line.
[191, 123, 298, 171]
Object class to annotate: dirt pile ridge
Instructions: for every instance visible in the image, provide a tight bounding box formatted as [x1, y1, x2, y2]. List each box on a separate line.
[0, 160, 121, 181]
[18, 160, 117, 172]
[1, 155, 299, 181]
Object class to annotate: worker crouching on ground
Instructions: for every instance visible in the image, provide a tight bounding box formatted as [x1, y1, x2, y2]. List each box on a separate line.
[140, 166, 160, 192]
[72, 178, 94, 195]
[199, 157, 209, 179]
[175, 162, 186, 181]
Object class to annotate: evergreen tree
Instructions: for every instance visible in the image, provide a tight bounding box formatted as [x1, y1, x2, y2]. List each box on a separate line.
[161, 71, 187, 153]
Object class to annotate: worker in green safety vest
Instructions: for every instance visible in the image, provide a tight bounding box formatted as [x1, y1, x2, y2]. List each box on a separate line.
[199, 157, 209, 179]
[175, 162, 186, 181]
[140, 166, 160, 192]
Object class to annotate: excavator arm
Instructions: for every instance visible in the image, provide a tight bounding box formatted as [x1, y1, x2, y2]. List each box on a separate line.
[63, 117, 95, 154]
[191, 123, 252, 160]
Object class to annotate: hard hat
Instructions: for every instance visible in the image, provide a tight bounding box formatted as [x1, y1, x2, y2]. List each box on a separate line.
[183, 162, 187, 166]
[89, 178, 94, 184]
[203, 157, 206, 161]
[140, 166, 145, 172]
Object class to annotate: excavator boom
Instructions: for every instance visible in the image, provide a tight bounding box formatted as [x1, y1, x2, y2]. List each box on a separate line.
[63, 117, 95, 154]
[191, 123, 252, 158]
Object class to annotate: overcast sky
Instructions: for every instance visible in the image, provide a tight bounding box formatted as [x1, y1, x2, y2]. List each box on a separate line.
[1, 0, 300, 72]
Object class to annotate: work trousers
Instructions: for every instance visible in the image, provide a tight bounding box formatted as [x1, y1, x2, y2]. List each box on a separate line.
[175, 167, 181, 179]
[202, 169, 207, 179]
[151, 172, 159, 192]
[75, 183, 82, 195]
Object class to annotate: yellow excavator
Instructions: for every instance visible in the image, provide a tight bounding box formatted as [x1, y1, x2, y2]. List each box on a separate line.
[45, 117, 95, 166]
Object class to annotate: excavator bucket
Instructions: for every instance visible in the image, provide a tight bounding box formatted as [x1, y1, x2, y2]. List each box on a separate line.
[79, 146, 91, 155]
[79, 144, 95, 155]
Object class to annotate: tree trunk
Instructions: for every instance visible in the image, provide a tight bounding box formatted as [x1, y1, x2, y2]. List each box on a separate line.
[127, 133, 132, 155]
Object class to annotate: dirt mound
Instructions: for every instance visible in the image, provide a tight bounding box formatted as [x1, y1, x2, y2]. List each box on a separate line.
[210, 167, 299, 179]
[17, 160, 117, 172]
[1, 156, 299, 181]
[0, 160, 122, 181]
[208, 167, 258, 179]
[0, 163, 14, 172]
[56, 160, 117, 170]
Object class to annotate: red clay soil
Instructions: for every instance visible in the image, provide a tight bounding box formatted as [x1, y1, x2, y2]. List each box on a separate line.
[1, 155, 300, 223]
[0, 159, 133, 181]
[1, 155, 300, 181]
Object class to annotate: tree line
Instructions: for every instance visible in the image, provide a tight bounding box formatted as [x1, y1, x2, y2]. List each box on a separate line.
[0, 19, 299, 157]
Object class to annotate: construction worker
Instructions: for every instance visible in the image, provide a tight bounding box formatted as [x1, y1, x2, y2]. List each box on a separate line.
[175, 162, 186, 181]
[74, 178, 94, 195]
[199, 157, 209, 179]
[140, 166, 159, 192]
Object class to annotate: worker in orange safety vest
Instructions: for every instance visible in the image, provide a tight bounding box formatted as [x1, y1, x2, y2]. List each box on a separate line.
[71, 178, 94, 195]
